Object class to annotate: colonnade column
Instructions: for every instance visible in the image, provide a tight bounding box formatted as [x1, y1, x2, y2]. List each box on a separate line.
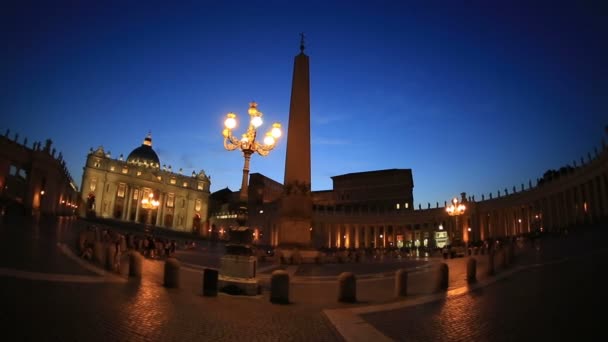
[591, 177, 601, 222]
[600, 174, 608, 217]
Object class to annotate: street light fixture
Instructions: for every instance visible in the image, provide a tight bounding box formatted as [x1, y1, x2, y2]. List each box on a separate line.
[141, 192, 160, 225]
[222, 101, 282, 217]
[446, 197, 466, 242]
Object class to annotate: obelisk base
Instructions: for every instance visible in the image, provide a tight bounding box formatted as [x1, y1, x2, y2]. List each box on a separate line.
[276, 218, 320, 263]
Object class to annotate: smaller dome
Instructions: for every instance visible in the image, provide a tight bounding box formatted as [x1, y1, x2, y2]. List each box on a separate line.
[126, 133, 160, 169]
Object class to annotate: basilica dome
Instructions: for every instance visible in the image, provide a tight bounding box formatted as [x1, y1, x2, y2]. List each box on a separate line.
[126, 133, 160, 169]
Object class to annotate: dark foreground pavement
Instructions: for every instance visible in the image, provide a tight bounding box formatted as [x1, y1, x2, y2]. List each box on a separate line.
[0, 214, 604, 341]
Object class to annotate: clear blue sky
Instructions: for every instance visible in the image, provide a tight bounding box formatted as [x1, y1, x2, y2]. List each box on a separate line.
[2, 1, 606, 207]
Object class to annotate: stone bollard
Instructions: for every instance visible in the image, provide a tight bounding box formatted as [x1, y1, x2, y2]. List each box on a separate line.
[394, 269, 408, 297]
[466, 257, 477, 283]
[338, 272, 357, 303]
[163, 258, 180, 288]
[93, 241, 106, 266]
[437, 263, 449, 292]
[105, 244, 116, 271]
[129, 251, 143, 277]
[270, 270, 290, 304]
[487, 250, 495, 276]
[203, 268, 219, 297]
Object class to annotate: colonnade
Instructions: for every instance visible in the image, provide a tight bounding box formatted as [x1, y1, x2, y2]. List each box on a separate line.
[309, 144, 608, 249]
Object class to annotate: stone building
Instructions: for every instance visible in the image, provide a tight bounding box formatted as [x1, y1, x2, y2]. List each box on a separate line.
[79, 134, 211, 233]
[0, 130, 78, 216]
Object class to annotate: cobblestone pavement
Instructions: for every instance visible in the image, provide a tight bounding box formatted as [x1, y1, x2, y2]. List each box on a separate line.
[0, 214, 603, 341]
[361, 248, 602, 341]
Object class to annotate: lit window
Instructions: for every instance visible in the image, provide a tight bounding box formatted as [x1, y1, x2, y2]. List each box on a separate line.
[396, 203, 400, 210]
[137, 171, 142, 176]
[170, 178, 176, 185]
[195, 199, 201, 211]
[110, 166, 115, 171]
[157, 176, 162, 181]
[122, 168, 128, 174]
[117, 183, 126, 198]
[9, 165, 17, 176]
[183, 182, 188, 187]
[405, 202, 409, 209]
[133, 189, 139, 200]
[167, 193, 175, 208]
[197, 182, 204, 190]
[90, 178, 97, 192]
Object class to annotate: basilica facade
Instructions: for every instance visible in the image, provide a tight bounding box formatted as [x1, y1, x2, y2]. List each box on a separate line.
[79, 134, 211, 233]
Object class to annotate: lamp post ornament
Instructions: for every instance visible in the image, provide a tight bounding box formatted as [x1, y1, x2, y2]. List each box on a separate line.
[141, 192, 159, 225]
[222, 102, 282, 222]
[445, 196, 466, 243]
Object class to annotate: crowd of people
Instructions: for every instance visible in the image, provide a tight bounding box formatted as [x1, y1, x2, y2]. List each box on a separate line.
[77, 224, 199, 272]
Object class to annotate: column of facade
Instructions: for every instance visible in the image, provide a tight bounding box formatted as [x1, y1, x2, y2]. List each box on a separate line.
[105, 182, 115, 218]
[158, 192, 166, 227]
[600, 173, 608, 217]
[364, 226, 369, 248]
[554, 194, 562, 230]
[172, 196, 180, 229]
[354, 225, 360, 249]
[584, 180, 592, 223]
[125, 187, 134, 221]
[155, 193, 164, 226]
[591, 177, 601, 222]
[344, 224, 350, 248]
[551, 195, 558, 230]
[560, 191, 569, 227]
[391, 225, 396, 247]
[134, 188, 141, 223]
[525, 206, 531, 233]
[121, 186, 129, 220]
[563, 189, 572, 226]
[97, 177, 107, 217]
[370, 226, 378, 248]
[543, 198, 550, 231]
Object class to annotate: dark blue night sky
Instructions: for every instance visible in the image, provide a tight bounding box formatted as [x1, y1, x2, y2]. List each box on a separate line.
[2, 0, 606, 206]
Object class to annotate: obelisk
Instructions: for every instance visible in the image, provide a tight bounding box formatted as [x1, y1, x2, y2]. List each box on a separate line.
[277, 34, 313, 248]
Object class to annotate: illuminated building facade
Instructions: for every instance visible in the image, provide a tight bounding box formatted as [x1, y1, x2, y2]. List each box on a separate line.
[79, 134, 211, 233]
[0, 130, 79, 216]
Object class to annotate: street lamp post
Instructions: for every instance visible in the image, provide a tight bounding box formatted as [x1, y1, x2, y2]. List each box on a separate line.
[141, 192, 160, 226]
[222, 102, 282, 224]
[446, 196, 466, 243]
